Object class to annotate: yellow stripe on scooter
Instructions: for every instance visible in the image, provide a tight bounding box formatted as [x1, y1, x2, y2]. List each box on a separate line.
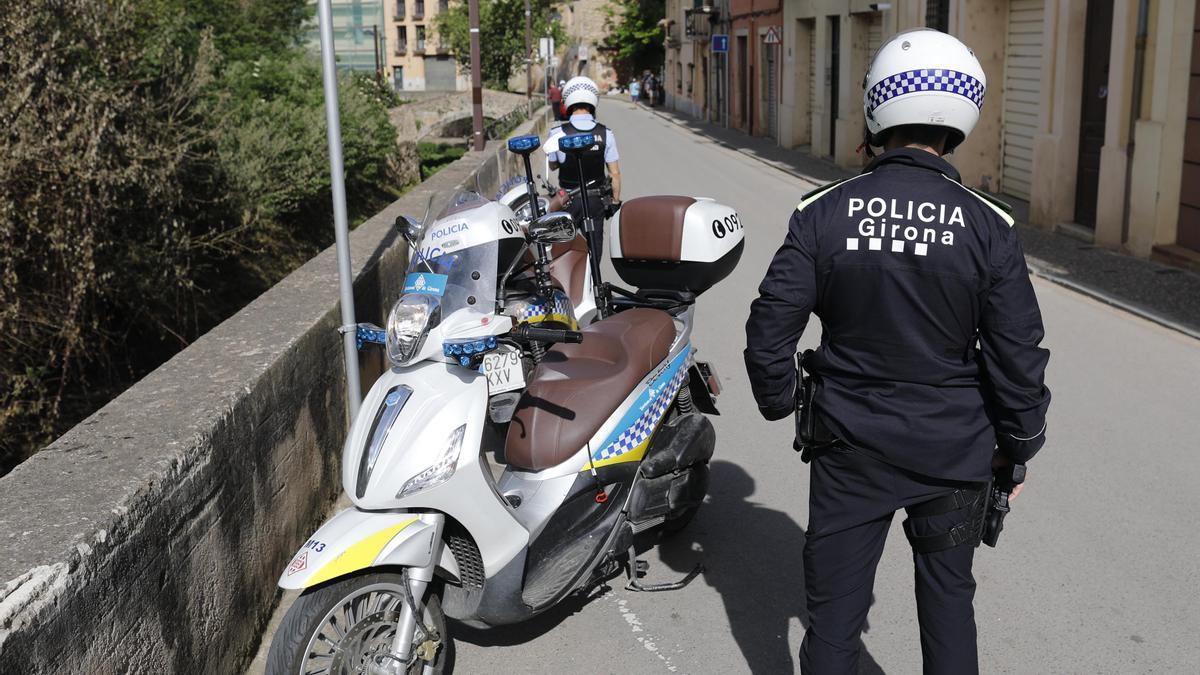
[588, 436, 653, 470]
[305, 517, 419, 588]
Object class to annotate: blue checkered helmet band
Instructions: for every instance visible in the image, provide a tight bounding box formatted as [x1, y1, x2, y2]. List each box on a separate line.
[563, 81, 599, 98]
[865, 69, 985, 116]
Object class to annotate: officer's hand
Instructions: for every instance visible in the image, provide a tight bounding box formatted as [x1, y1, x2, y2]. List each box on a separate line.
[991, 453, 1027, 501]
[1010, 481, 1025, 501]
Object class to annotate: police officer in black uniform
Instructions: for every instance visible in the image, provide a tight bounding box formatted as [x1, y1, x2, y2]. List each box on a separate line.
[744, 30, 1051, 674]
[547, 76, 622, 258]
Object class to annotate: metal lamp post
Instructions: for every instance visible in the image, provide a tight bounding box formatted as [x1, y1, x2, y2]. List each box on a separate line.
[469, 0, 485, 151]
[316, 0, 364, 421]
[525, 0, 533, 115]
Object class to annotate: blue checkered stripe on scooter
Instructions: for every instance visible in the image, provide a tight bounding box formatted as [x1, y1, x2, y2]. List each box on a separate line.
[519, 294, 572, 321]
[865, 69, 985, 115]
[594, 349, 690, 463]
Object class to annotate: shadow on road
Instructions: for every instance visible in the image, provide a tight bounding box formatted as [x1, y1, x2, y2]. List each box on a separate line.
[657, 460, 885, 675]
[453, 459, 885, 673]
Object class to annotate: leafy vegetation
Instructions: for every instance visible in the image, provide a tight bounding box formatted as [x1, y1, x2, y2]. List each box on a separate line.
[418, 143, 468, 180]
[604, 0, 665, 83]
[0, 0, 403, 474]
[435, 0, 563, 89]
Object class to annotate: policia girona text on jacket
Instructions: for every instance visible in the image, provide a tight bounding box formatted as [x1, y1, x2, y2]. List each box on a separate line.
[744, 29, 1051, 675]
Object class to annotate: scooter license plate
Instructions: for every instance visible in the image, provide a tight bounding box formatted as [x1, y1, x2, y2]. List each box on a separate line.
[481, 348, 525, 395]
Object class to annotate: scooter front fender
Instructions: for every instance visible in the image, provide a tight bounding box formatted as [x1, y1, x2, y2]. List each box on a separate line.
[278, 508, 452, 590]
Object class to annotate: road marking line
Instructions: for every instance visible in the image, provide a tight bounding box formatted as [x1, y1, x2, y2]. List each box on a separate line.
[609, 592, 681, 672]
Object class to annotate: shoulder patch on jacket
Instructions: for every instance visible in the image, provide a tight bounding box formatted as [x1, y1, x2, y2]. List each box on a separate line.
[942, 176, 1015, 227]
[796, 174, 869, 213]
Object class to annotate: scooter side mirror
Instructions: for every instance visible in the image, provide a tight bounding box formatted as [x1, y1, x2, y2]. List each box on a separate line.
[558, 132, 596, 154]
[508, 134, 541, 155]
[394, 215, 424, 244]
[528, 212, 576, 244]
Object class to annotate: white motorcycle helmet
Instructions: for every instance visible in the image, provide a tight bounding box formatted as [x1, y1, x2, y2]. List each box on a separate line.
[562, 76, 600, 113]
[863, 29, 986, 152]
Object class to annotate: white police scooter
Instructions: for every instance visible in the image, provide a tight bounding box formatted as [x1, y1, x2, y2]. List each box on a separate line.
[265, 133, 744, 675]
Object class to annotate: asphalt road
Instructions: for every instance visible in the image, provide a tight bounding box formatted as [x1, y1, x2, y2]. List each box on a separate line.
[256, 99, 1200, 674]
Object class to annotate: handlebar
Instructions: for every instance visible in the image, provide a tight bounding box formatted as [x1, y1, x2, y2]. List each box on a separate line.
[511, 324, 584, 344]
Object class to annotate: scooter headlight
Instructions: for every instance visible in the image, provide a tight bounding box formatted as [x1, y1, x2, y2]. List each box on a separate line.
[397, 424, 466, 499]
[386, 294, 441, 365]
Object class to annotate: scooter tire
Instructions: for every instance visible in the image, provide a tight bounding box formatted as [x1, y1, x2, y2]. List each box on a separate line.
[265, 572, 452, 675]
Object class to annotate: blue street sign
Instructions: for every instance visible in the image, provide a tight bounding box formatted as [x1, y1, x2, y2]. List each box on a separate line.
[712, 35, 729, 53]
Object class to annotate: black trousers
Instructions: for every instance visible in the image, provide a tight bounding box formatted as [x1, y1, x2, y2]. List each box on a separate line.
[567, 193, 606, 260]
[801, 445, 980, 675]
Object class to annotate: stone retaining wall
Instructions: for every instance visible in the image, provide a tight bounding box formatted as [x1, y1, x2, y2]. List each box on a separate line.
[0, 111, 550, 673]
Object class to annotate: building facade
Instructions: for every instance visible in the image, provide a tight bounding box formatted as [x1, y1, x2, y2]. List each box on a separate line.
[303, 0, 464, 91]
[305, 0, 389, 74]
[563, 0, 621, 90]
[665, 0, 720, 119]
[727, 0, 784, 136]
[383, 0, 466, 91]
[713, 0, 1200, 263]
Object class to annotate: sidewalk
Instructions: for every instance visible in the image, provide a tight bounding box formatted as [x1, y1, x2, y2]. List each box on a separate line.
[637, 101, 1200, 339]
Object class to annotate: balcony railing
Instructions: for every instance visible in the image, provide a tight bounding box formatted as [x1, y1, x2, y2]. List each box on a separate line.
[684, 8, 714, 39]
[414, 39, 426, 54]
[394, 41, 408, 56]
[413, 2, 425, 19]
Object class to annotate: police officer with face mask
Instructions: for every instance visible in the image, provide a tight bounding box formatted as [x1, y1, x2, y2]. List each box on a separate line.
[744, 30, 1051, 674]
[545, 76, 622, 258]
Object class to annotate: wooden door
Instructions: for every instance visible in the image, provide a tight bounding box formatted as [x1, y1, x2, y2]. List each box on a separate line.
[828, 17, 840, 158]
[1178, 2, 1200, 252]
[738, 35, 749, 132]
[1001, 0, 1045, 201]
[1073, 0, 1114, 228]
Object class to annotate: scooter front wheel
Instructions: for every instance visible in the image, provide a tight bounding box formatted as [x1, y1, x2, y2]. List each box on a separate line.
[266, 572, 451, 675]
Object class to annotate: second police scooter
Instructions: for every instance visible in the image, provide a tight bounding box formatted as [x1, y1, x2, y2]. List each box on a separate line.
[265, 132, 745, 674]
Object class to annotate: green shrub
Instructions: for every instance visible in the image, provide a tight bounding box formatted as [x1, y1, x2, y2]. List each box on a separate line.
[418, 143, 467, 180]
[0, 0, 401, 474]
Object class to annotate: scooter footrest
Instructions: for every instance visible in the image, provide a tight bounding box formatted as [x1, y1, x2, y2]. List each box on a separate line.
[626, 563, 704, 593]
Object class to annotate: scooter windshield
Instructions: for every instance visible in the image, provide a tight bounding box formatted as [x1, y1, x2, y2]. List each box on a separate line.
[403, 192, 501, 319]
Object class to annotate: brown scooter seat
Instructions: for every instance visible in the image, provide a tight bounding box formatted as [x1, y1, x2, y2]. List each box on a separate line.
[547, 235, 590, 307]
[505, 308, 676, 471]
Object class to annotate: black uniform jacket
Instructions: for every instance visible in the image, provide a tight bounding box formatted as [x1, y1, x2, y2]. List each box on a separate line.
[744, 148, 1051, 481]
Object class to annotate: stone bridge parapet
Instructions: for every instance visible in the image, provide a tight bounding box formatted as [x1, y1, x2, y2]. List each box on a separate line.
[0, 110, 550, 673]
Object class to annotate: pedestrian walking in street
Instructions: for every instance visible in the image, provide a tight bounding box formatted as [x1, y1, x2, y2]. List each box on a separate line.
[641, 70, 655, 107]
[630, 79, 641, 105]
[744, 29, 1051, 675]
[548, 79, 564, 121]
[544, 76, 622, 258]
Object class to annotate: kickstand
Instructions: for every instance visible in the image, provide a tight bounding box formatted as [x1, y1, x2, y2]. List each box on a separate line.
[625, 545, 704, 592]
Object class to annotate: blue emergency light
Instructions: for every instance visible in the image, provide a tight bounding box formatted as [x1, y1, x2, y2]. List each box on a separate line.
[443, 336, 499, 364]
[507, 135, 541, 153]
[355, 324, 387, 350]
[558, 133, 596, 152]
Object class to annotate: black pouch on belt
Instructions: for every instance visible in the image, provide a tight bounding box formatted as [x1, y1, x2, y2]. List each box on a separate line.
[903, 482, 990, 553]
[793, 350, 836, 462]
